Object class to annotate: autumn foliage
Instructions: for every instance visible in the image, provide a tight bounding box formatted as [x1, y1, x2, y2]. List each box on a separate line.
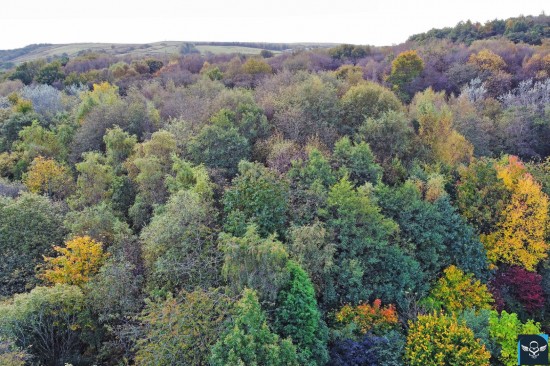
[427, 265, 494, 313]
[39, 235, 108, 286]
[405, 313, 490, 366]
[335, 299, 398, 334]
[482, 156, 549, 271]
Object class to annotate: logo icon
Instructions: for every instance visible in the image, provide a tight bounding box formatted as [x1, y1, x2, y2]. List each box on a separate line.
[518, 334, 549, 365]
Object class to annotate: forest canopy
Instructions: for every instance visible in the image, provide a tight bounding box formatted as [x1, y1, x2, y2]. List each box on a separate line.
[0, 12, 550, 366]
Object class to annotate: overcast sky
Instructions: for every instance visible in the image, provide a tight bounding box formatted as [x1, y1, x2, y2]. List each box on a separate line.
[0, 0, 548, 50]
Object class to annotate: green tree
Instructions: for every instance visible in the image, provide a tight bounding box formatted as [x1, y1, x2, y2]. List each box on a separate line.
[387, 50, 424, 101]
[274, 261, 329, 366]
[0, 193, 66, 297]
[187, 119, 250, 177]
[339, 81, 402, 135]
[488, 310, 541, 366]
[135, 288, 232, 366]
[287, 222, 335, 295]
[376, 181, 489, 281]
[35, 61, 65, 85]
[141, 190, 220, 294]
[325, 176, 399, 305]
[210, 288, 298, 366]
[219, 225, 289, 302]
[456, 158, 510, 235]
[64, 202, 134, 250]
[69, 152, 115, 210]
[103, 126, 137, 170]
[332, 136, 382, 185]
[0, 284, 91, 366]
[224, 160, 288, 238]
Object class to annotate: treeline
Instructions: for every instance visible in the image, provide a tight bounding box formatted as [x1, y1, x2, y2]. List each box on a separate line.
[193, 41, 331, 51]
[0, 23, 549, 366]
[409, 13, 550, 45]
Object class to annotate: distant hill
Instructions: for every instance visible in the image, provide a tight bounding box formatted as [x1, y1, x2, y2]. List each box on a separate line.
[0, 41, 336, 70]
[408, 13, 550, 45]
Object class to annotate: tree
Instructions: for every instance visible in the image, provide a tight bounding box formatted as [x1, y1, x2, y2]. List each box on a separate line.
[242, 58, 272, 75]
[426, 265, 494, 313]
[490, 266, 545, 317]
[468, 49, 506, 73]
[287, 222, 335, 296]
[0, 284, 91, 366]
[103, 126, 137, 170]
[219, 225, 289, 302]
[135, 288, 232, 366]
[36, 61, 65, 85]
[456, 158, 510, 235]
[488, 310, 541, 366]
[359, 111, 418, 165]
[405, 313, 490, 366]
[0, 193, 66, 297]
[387, 50, 424, 101]
[39, 236, 109, 287]
[64, 203, 134, 250]
[410, 88, 473, 166]
[325, 176, 400, 305]
[482, 156, 549, 271]
[75, 82, 120, 123]
[141, 189, 220, 294]
[329, 332, 405, 366]
[23, 156, 73, 200]
[224, 160, 288, 238]
[210, 288, 298, 366]
[126, 130, 178, 223]
[334, 299, 399, 336]
[69, 152, 114, 210]
[187, 119, 250, 177]
[376, 181, 489, 281]
[274, 261, 329, 366]
[15, 121, 63, 161]
[339, 82, 402, 135]
[332, 136, 382, 185]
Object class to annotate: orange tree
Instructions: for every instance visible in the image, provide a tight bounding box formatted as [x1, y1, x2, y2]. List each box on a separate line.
[335, 299, 398, 335]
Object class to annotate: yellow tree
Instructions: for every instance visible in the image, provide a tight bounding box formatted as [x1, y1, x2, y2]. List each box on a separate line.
[482, 156, 549, 271]
[39, 236, 108, 287]
[468, 49, 506, 73]
[410, 88, 473, 166]
[427, 265, 494, 313]
[23, 156, 73, 200]
[406, 313, 490, 366]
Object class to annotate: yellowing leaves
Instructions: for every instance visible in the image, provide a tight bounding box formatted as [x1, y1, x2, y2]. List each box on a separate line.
[39, 236, 109, 287]
[23, 156, 73, 200]
[428, 265, 493, 313]
[481, 156, 549, 271]
[406, 313, 490, 366]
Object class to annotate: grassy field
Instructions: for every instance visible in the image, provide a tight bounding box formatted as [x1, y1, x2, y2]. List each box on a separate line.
[0, 41, 328, 70]
[195, 45, 276, 55]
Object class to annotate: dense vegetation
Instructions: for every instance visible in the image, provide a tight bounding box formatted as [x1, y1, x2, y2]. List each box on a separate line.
[0, 13, 550, 366]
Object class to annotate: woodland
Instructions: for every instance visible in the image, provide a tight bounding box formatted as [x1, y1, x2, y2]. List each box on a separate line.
[0, 13, 549, 366]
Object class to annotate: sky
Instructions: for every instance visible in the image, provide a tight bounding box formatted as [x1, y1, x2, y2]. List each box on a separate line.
[0, 0, 548, 50]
